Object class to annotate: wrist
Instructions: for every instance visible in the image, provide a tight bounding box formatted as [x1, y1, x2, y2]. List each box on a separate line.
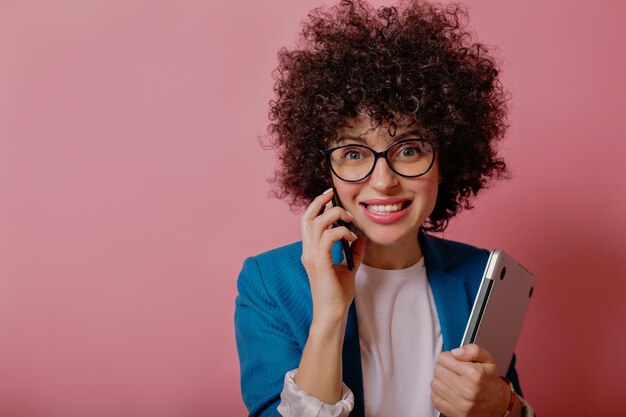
[499, 376, 521, 417]
[309, 315, 347, 339]
[297, 316, 347, 404]
[311, 303, 350, 328]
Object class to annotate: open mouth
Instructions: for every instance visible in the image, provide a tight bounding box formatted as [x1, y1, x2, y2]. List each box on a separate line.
[361, 200, 412, 215]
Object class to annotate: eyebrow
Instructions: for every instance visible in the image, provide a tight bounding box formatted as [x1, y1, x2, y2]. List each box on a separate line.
[336, 129, 423, 144]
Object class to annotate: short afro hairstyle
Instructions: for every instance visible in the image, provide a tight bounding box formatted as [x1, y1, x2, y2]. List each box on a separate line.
[267, 0, 509, 231]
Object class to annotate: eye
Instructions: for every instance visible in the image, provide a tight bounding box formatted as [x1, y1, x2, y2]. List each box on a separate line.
[400, 147, 418, 157]
[340, 147, 366, 160]
[396, 142, 424, 158]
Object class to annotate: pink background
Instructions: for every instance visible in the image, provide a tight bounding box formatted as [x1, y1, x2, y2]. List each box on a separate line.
[1, 0, 625, 416]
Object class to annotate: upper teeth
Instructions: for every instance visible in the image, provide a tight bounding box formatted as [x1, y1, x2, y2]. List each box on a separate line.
[367, 203, 403, 214]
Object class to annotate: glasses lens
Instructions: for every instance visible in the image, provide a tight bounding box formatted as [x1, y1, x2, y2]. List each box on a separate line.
[328, 140, 435, 181]
[329, 145, 375, 181]
[387, 140, 434, 177]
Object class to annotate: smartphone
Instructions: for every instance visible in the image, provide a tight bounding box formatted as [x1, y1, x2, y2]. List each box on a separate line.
[330, 188, 355, 270]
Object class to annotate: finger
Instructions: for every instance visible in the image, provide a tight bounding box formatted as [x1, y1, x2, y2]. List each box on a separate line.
[438, 351, 495, 383]
[436, 351, 466, 377]
[431, 372, 473, 417]
[336, 233, 366, 272]
[433, 365, 464, 398]
[431, 387, 473, 417]
[430, 389, 456, 417]
[319, 226, 358, 252]
[434, 361, 482, 403]
[301, 189, 335, 246]
[313, 200, 333, 218]
[432, 365, 461, 398]
[349, 234, 366, 267]
[313, 206, 354, 232]
[302, 188, 334, 221]
[450, 344, 495, 365]
[301, 225, 356, 270]
[438, 355, 501, 400]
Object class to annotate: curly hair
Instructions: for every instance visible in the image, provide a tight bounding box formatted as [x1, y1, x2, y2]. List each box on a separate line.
[267, 0, 509, 231]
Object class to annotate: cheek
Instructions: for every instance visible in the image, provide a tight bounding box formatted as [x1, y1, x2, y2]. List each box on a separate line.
[423, 164, 440, 202]
[411, 176, 439, 214]
[331, 179, 360, 207]
[425, 182, 440, 217]
[426, 184, 439, 212]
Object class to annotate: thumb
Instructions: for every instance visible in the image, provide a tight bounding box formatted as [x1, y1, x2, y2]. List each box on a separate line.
[450, 343, 496, 364]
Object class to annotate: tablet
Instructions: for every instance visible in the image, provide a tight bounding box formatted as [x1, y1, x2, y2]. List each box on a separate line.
[436, 250, 535, 417]
[461, 249, 536, 375]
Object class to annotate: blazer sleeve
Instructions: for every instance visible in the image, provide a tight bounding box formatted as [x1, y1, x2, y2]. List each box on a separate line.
[234, 256, 301, 417]
[506, 353, 524, 397]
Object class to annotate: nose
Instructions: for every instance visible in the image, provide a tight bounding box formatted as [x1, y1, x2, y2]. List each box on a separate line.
[368, 155, 400, 192]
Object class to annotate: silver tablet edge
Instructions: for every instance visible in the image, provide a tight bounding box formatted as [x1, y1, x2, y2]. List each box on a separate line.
[460, 249, 500, 345]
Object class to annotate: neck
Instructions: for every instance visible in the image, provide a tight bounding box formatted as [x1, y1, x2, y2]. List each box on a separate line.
[362, 234, 423, 270]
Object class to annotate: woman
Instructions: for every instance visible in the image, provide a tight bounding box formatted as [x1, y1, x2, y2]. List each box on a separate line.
[235, 1, 534, 416]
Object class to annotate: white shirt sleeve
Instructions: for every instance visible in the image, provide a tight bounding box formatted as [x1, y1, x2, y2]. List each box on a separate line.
[277, 369, 354, 417]
[277, 370, 535, 417]
[519, 395, 535, 417]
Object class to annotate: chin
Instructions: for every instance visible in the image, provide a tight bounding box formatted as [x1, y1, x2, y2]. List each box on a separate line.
[361, 226, 419, 247]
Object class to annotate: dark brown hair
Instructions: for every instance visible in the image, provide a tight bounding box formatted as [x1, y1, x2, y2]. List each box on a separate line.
[267, 0, 509, 231]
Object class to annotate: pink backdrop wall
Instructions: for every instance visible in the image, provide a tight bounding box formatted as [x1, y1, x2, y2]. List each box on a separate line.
[1, 1, 625, 416]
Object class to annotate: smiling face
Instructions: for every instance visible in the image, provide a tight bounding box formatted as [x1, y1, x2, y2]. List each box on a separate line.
[330, 116, 439, 268]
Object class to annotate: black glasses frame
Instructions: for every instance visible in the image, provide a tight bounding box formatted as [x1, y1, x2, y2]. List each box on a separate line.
[323, 138, 436, 183]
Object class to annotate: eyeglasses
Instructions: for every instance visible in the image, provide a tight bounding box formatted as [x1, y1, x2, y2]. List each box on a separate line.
[324, 139, 436, 182]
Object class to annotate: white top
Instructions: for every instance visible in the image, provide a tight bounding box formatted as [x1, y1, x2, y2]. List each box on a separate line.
[277, 261, 535, 417]
[355, 258, 441, 417]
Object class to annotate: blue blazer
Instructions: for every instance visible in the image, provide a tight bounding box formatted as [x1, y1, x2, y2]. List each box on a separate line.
[235, 232, 523, 417]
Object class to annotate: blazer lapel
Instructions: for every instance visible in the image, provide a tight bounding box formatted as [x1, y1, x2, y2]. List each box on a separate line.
[343, 303, 365, 417]
[419, 232, 471, 351]
[331, 242, 365, 417]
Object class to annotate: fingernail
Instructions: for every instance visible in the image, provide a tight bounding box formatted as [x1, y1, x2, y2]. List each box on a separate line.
[323, 188, 333, 195]
[346, 211, 353, 218]
[451, 347, 464, 357]
[351, 232, 358, 240]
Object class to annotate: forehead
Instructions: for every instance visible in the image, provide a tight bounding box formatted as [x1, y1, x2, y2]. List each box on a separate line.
[333, 115, 424, 146]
